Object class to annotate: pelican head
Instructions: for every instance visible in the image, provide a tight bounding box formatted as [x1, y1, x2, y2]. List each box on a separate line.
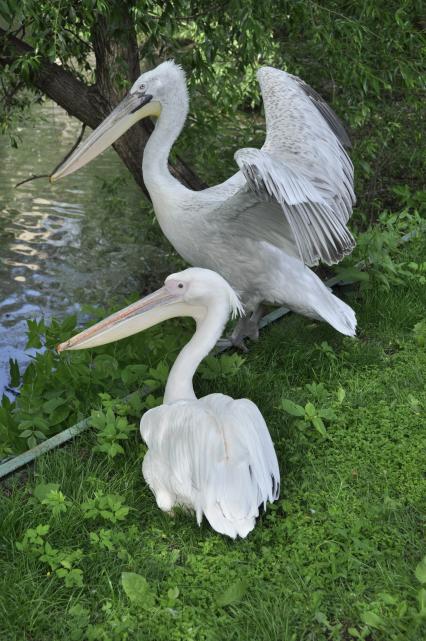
[57, 268, 243, 352]
[50, 60, 188, 182]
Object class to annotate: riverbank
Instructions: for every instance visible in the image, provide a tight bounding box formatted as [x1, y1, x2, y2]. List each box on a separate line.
[0, 101, 175, 396]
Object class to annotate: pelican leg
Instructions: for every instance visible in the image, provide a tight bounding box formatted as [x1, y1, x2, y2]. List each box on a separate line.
[229, 304, 266, 351]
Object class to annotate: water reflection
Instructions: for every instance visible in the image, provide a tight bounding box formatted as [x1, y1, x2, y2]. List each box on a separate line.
[0, 101, 176, 396]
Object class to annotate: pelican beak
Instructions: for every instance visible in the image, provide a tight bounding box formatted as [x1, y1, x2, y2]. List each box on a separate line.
[50, 93, 161, 181]
[56, 286, 185, 352]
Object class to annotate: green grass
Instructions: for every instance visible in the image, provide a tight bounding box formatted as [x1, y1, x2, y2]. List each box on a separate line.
[1, 241, 426, 641]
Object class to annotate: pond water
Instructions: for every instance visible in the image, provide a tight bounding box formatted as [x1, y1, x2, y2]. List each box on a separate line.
[0, 102, 175, 396]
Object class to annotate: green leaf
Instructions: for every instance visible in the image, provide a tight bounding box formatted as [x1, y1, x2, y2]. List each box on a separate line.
[63, 568, 84, 588]
[305, 402, 317, 418]
[279, 399, 305, 417]
[49, 405, 71, 427]
[312, 416, 327, 437]
[90, 410, 106, 430]
[9, 358, 20, 387]
[36, 524, 50, 536]
[114, 506, 129, 520]
[415, 557, 426, 584]
[318, 407, 336, 421]
[121, 572, 155, 606]
[418, 588, 426, 614]
[148, 361, 169, 384]
[337, 386, 346, 404]
[216, 579, 248, 607]
[314, 611, 329, 626]
[33, 416, 49, 430]
[361, 611, 384, 629]
[121, 364, 148, 385]
[167, 587, 179, 601]
[34, 483, 60, 502]
[25, 319, 44, 349]
[19, 430, 33, 438]
[60, 314, 77, 334]
[378, 592, 397, 605]
[413, 320, 426, 348]
[43, 397, 66, 413]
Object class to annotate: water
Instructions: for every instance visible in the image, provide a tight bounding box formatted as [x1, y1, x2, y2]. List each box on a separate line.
[0, 102, 175, 396]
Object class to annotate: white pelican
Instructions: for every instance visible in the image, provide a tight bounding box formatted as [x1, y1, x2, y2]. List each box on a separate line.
[57, 267, 280, 538]
[51, 61, 357, 345]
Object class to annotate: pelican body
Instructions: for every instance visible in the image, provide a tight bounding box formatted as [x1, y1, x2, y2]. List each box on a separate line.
[51, 61, 357, 342]
[57, 268, 280, 538]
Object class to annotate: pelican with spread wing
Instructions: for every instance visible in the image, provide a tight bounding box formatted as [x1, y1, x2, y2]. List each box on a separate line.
[51, 61, 357, 345]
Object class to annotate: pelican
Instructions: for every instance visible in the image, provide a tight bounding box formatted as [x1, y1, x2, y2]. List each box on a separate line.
[51, 61, 357, 345]
[57, 267, 280, 538]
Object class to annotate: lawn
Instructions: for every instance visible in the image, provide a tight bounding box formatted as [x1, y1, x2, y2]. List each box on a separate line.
[0, 236, 425, 641]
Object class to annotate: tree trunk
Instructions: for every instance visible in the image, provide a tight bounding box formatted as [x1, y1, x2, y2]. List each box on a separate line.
[0, 26, 206, 196]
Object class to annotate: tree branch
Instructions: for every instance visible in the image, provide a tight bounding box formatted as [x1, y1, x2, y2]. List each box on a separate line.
[0, 26, 206, 195]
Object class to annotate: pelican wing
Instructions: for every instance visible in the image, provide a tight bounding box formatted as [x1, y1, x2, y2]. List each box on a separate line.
[258, 66, 355, 221]
[211, 67, 356, 266]
[235, 147, 355, 265]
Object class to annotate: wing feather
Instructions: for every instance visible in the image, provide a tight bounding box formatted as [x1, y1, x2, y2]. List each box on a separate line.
[289, 74, 352, 148]
[235, 147, 355, 265]
[209, 66, 356, 267]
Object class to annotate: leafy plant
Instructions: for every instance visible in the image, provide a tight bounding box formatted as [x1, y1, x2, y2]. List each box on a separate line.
[89, 396, 138, 459]
[81, 492, 130, 524]
[0, 313, 184, 458]
[67, 605, 90, 641]
[335, 199, 426, 291]
[16, 524, 84, 588]
[33, 482, 72, 517]
[279, 385, 345, 438]
[121, 572, 155, 608]
[198, 353, 245, 380]
[315, 341, 338, 364]
[89, 525, 139, 562]
[16, 523, 50, 554]
[40, 544, 84, 588]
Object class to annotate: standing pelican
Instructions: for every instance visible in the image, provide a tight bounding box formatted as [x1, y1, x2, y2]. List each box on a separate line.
[57, 268, 280, 538]
[51, 61, 357, 345]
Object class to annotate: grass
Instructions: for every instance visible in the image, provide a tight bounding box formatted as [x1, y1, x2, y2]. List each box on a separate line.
[0, 239, 426, 641]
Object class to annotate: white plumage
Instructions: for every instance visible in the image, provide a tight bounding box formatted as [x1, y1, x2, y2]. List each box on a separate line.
[51, 61, 357, 345]
[57, 267, 280, 538]
[141, 394, 279, 538]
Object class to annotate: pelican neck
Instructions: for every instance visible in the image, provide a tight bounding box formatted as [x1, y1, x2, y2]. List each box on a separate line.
[142, 101, 188, 190]
[163, 300, 229, 404]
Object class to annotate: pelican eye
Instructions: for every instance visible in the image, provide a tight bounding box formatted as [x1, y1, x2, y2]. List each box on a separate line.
[178, 283, 184, 289]
[139, 83, 146, 92]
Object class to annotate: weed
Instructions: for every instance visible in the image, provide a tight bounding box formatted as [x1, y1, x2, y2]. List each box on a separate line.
[81, 491, 130, 524]
[89, 396, 138, 459]
[279, 384, 345, 438]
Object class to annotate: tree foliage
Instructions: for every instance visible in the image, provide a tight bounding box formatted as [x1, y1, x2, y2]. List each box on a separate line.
[0, 1, 424, 213]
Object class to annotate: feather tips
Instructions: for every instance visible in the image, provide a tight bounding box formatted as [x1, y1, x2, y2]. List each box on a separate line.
[236, 148, 355, 266]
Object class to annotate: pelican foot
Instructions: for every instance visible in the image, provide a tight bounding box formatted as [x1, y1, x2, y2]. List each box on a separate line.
[215, 336, 249, 352]
[216, 305, 266, 352]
